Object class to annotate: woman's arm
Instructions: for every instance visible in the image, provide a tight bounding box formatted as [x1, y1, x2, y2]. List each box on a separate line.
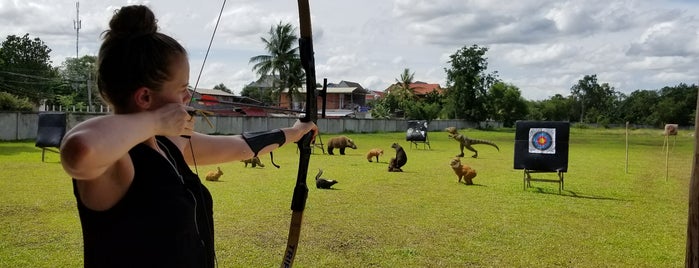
[61, 103, 192, 180]
[180, 120, 317, 166]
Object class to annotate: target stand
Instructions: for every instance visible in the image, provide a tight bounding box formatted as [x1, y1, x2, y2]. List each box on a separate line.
[514, 121, 570, 194]
[35, 112, 67, 162]
[312, 134, 325, 154]
[662, 124, 678, 181]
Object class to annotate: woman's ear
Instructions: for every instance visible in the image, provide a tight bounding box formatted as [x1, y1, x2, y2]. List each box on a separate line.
[133, 87, 153, 110]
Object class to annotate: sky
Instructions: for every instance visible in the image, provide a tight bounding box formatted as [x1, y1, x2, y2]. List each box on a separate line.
[1, 0, 698, 100]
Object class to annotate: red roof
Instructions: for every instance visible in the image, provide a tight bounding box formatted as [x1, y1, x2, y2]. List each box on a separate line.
[385, 82, 443, 96]
[410, 83, 442, 95]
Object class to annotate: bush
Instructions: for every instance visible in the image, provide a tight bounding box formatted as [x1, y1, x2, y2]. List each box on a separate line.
[0, 92, 33, 111]
[573, 122, 589, 129]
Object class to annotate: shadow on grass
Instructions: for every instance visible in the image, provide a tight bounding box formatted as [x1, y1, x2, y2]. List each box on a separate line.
[315, 188, 341, 191]
[529, 187, 627, 201]
[0, 144, 42, 156]
[461, 183, 487, 187]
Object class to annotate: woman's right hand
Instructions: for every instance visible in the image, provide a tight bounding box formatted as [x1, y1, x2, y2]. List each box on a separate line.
[152, 103, 194, 137]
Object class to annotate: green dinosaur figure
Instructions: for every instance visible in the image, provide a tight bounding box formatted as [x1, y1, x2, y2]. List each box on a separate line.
[445, 127, 500, 158]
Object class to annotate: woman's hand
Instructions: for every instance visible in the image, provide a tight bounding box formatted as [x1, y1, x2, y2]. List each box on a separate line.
[152, 103, 195, 137]
[292, 120, 319, 143]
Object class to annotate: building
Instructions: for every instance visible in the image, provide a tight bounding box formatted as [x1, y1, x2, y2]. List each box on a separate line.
[189, 88, 267, 116]
[385, 81, 443, 98]
[279, 80, 370, 118]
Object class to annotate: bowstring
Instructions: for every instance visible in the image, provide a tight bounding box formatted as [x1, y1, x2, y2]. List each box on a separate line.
[187, 0, 227, 175]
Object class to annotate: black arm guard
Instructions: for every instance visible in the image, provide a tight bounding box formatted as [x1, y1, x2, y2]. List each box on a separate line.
[242, 129, 286, 157]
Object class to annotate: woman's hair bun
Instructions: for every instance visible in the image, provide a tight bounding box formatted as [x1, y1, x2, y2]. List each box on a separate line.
[106, 5, 158, 39]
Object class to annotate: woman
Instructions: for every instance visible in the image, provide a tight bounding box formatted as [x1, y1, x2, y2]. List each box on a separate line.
[60, 5, 316, 267]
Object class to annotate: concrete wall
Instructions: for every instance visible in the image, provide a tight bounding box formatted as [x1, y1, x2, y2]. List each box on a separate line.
[0, 111, 494, 141]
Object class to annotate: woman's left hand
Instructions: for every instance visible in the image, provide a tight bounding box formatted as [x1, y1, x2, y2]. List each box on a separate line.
[292, 120, 318, 143]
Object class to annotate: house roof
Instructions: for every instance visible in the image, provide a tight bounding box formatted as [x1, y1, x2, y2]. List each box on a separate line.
[191, 88, 235, 97]
[371, 90, 385, 98]
[283, 86, 369, 94]
[411, 83, 442, 95]
[385, 81, 442, 95]
[246, 75, 278, 88]
[338, 80, 364, 90]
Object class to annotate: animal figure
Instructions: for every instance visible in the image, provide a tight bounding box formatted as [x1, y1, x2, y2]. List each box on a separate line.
[366, 148, 384, 162]
[450, 158, 477, 185]
[205, 167, 223, 181]
[241, 156, 265, 168]
[315, 169, 338, 189]
[327, 135, 358, 155]
[445, 127, 499, 158]
[388, 143, 407, 172]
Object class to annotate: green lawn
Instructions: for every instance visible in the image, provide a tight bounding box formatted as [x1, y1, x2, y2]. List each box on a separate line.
[0, 127, 692, 267]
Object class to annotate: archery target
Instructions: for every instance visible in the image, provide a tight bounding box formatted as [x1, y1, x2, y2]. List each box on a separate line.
[529, 128, 556, 154]
[514, 121, 569, 172]
[664, 124, 678, 136]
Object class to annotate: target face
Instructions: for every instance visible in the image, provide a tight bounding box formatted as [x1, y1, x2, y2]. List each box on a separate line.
[529, 128, 556, 154]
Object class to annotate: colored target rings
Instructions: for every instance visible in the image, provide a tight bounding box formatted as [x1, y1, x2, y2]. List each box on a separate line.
[531, 131, 553, 151]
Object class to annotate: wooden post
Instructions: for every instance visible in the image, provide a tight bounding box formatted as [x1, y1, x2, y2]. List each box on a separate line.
[685, 86, 699, 267]
[667, 134, 670, 181]
[625, 122, 629, 174]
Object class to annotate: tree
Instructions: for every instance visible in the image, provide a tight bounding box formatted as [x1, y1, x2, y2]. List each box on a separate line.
[541, 94, 572, 121]
[370, 91, 401, 118]
[283, 58, 305, 108]
[404, 100, 442, 122]
[249, 22, 303, 107]
[653, 83, 698, 127]
[488, 82, 528, 127]
[443, 44, 499, 121]
[386, 68, 418, 118]
[570, 74, 619, 124]
[58, 55, 99, 109]
[213, 83, 232, 94]
[368, 99, 391, 119]
[393, 68, 416, 100]
[0, 91, 33, 111]
[618, 90, 659, 126]
[0, 34, 61, 104]
[240, 84, 274, 104]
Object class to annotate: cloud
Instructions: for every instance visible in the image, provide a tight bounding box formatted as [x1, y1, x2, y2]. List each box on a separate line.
[215, 6, 294, 47]
[2, 0, 698, 101]
[501, 43, 578, 65]
[627, 19, 699, 57]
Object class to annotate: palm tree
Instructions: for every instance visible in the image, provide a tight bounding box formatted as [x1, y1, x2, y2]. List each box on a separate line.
[394, 68, 416, 101]
[283, 58, 306, 109]
[249, 22, 304, 107]
[388, 68, 417, 118]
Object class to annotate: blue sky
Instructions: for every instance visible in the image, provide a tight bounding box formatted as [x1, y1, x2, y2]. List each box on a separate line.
[1, 0, 697, 100]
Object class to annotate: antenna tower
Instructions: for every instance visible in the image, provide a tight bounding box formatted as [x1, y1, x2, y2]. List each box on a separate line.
[73, 1, 81, 58]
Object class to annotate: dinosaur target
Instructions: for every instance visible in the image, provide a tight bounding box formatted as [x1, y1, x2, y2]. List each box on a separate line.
[514, 121, 570, 172]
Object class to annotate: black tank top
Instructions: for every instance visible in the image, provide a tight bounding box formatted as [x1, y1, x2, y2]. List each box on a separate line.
[73, 136, 215, 267]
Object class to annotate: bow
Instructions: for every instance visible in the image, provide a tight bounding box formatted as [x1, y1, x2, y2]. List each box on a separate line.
[280, 1, 317, 267]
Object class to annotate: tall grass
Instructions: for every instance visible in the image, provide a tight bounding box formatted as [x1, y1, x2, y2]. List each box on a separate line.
[0, 127, 692, 267]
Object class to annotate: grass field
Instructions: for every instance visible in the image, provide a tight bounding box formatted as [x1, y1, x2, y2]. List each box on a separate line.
[0, 127, 693, 267]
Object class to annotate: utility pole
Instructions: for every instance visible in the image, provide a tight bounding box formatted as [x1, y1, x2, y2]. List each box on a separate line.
[73, 1, 81, 58]
[73, 1, 93, 111]
[87, 70, 93, 111]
